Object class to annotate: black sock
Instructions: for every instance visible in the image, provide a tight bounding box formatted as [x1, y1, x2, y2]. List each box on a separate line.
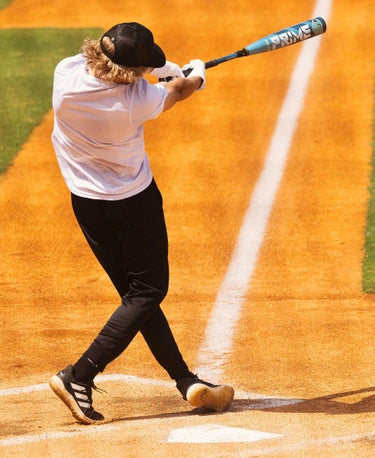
[174, 370, 196, 382]
[73, 356, 99, 383]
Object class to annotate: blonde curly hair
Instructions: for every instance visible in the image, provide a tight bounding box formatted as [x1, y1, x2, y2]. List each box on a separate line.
[81, 37, 150, 84]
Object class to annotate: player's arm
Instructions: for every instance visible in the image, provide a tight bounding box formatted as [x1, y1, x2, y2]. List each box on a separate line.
[154, 59, 206, 112]
[160, 75, 203, 111]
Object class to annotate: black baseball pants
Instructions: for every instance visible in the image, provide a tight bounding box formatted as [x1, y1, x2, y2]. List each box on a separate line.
[71, 179, 191, 380]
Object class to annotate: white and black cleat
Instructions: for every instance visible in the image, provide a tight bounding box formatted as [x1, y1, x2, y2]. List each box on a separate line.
[49, 365, 104, 424]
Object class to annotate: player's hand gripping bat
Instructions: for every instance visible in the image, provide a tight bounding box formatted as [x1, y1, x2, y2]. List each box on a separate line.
[160, 17, 327, 80]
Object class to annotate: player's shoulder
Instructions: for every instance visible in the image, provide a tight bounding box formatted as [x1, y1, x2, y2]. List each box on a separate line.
[55, 54, 85, 75]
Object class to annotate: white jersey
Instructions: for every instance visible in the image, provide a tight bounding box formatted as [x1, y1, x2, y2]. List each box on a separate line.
[51, 54, 168, 200]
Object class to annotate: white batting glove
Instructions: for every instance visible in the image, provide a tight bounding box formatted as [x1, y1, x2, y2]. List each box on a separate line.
[150, 61, 184, 79]
[182, 59, 206, 90]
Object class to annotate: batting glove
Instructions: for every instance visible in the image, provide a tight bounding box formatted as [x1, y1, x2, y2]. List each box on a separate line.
[151, 61, 184, 79]
[182, 59, 206, 90]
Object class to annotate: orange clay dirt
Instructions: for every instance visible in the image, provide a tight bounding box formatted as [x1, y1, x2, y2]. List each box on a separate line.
[1, 0, 375, 456]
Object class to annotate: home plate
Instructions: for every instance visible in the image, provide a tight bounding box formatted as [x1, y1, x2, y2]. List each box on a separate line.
[167, 424, 283, 443]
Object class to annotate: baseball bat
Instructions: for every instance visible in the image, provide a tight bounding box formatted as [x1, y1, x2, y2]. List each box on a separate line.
[203, 16, 327, 70]
[158, 17, 326, 81]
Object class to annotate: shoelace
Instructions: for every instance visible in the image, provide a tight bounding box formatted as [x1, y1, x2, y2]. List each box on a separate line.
[92, 383, 106, 395]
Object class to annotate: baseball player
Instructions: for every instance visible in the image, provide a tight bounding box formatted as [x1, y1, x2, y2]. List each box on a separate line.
[48, 22, 234, 424]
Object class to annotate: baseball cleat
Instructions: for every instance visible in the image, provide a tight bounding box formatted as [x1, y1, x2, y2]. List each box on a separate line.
[49, 365, 104, 424]
[176, 376, 234, 412]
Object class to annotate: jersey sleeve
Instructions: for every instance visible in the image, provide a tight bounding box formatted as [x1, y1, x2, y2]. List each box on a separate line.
[126, 79, 168, 125]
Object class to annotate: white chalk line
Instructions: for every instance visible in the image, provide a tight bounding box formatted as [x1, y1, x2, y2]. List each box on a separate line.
[0, 374, 300, 405]
[0, 373, 172, 397]
[195, 0, 333, 381]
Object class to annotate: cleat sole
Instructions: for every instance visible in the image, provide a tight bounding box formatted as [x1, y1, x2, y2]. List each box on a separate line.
[186, 383, 234, 412]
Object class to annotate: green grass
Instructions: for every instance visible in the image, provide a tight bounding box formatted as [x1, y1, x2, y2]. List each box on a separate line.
[363, 101, 375, 292]
[0, 28, 102, 174]
[0, 0, 11, 9]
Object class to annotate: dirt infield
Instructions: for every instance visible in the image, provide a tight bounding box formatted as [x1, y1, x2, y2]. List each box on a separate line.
[1, 0, 375, 456]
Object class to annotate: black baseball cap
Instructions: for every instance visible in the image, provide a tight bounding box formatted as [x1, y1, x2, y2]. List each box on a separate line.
[100, 22, 166, 68]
